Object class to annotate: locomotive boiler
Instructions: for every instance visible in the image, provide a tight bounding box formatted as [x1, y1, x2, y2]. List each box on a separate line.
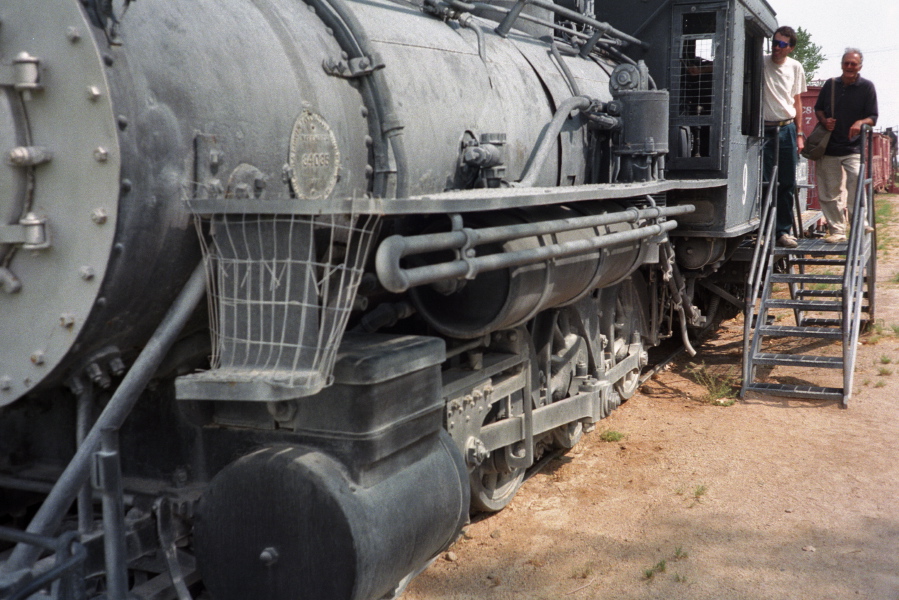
[0, 0, 776, 598]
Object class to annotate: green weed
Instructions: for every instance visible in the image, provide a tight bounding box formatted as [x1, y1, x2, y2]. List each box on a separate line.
[693, 485, 708, 501]
[643, 560, 667, 580]
[685, 362, 739, 405]
[599, 430, 625, 442]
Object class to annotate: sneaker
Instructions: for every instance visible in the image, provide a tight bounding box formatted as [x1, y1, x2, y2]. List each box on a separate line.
[865, 226, 875, 233]
[776, 234, 798, 248]
[824, 234, 847, 243]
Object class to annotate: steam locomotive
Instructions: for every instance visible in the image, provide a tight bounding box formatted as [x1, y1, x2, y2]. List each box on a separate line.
[0, 0, 776, 598]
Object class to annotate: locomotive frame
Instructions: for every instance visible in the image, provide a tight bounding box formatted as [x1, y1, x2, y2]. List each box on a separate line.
[1, 0, 778, 598]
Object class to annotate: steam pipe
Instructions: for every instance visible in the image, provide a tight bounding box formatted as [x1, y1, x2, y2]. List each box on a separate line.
[550, 40, 581, 96]
[516, 95, 593, 187]
[378, 219, 679, 293]
[5, 262, 207, 572]
[465, 0, 646, 49]
[459, 13, 488, 63]
[379, 204, 691, 259]
[527, 0, 647, 48]
[304, 0, 409, 198]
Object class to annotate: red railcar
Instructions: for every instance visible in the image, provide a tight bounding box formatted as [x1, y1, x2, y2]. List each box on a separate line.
[871, 132, 896, 193]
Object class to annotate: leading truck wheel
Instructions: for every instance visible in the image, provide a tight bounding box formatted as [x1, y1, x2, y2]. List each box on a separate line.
[469, 461, 526, 513]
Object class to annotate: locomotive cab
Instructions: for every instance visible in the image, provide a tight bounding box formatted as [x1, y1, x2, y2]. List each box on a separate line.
[605, 0, 777, 239]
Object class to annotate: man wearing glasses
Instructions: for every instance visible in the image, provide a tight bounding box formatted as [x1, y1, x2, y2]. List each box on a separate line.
[763, 26, 807, 248]
[814, 49, 878, 243]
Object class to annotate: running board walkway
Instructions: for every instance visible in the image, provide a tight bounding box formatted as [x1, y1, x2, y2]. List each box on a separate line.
[741, 129, 878, 408]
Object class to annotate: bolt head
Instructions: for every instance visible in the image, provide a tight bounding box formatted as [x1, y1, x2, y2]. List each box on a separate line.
[259, 547, 279, 566]
[91, 208, 108, 224]
[30, 352, 45, 365]
[93, 147, 109, 162]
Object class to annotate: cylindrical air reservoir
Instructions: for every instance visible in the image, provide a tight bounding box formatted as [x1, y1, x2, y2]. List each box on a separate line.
[408, 202, 643, 339]
[614, 90, 670, 155]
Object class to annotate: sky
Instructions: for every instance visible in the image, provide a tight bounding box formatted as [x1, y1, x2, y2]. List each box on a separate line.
[770, 0, 899, 132]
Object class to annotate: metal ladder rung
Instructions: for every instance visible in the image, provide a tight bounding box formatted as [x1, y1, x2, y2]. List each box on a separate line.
[743, 382, 844, 401]
[789, 258, 849, 266]
[765, 298, 842, 311]
[798, 317, 843, 327]
[757, 325, 843, 339]
[769, 273, 843, 285]
[752, 353, 844, 369]
[773, 247, 847, 258]
[795, 289, 848, 298]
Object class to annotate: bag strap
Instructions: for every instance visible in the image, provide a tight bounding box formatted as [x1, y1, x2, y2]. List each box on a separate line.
[830, 77, 836, 118]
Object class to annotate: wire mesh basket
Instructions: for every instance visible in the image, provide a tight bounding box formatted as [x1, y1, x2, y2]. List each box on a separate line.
[187, 212, 379, 400]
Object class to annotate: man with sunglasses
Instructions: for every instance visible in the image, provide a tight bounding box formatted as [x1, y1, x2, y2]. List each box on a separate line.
[814, 48, 878, 243]
[763, 26, 807, 248]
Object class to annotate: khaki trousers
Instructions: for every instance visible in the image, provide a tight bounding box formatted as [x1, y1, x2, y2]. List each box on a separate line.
[816, 154, 861, 236]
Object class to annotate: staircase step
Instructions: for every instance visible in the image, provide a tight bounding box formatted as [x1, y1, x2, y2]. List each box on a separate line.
[743, 382, 844, 401]
[799, 317, 842, 327]
[773, 239, 847, 256]
[796, 289, 845, 298]
[769, 273, 843, 285]
[752, 353, 844, 369]
[757, 325, 843, 339]
[765, 298, 842, 311]
[789, 258, 848, 266]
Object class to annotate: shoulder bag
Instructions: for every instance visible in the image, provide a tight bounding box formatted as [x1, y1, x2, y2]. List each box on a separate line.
[800, 78, 835, 161]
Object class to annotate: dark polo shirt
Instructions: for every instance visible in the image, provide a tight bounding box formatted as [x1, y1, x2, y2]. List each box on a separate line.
[815, 76, 878, 156]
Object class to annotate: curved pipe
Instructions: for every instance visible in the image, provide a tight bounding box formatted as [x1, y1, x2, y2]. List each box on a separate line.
[303, 0, 409, 198]
[459, 13, 488, 63]
[378, 218, 680, 293]
[5, 262, 207, 571]
[516, 95, 593, 187]
[527, 0, 647, 48]
[550, 40, 581, 96]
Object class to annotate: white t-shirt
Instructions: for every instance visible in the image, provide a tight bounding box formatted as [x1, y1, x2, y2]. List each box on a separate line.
[762, 55, 807, 121]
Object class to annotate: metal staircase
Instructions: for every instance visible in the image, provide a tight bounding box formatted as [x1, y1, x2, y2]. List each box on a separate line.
[741, 128, 878, 408]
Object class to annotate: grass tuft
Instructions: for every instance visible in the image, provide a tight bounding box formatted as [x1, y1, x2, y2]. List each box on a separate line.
[685, 362, 739, 405]
[599, 430, 625, 442]
[643, 560, 667, 580]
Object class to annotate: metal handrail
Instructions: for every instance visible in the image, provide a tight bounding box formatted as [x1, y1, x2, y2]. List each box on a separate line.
[841, 125, 877, 406]
[741, 164, 779, 396]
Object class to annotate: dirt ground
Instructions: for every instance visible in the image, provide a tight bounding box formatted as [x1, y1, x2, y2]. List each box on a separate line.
[404, 193, 899, 600]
